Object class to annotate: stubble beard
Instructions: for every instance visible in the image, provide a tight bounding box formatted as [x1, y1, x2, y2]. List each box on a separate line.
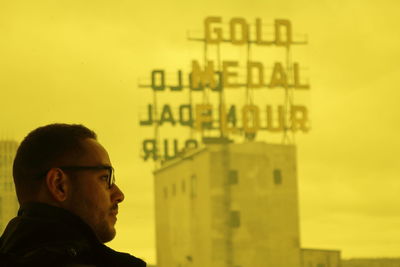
[95, 217, 116, 243]
[67, 187, 116, 243]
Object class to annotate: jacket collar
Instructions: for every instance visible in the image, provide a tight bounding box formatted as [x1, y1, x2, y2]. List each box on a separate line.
[1, 202, 99, 254]
[19, 202, 99, 239]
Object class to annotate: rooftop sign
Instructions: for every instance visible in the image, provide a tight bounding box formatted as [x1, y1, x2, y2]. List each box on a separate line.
[139, 17, 310, 162]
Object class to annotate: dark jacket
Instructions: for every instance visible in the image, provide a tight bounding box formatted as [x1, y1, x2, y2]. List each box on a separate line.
[0, 202, 146, 267]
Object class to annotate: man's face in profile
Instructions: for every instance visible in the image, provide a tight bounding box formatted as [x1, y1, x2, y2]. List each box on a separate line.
[65, 138, 125, 243]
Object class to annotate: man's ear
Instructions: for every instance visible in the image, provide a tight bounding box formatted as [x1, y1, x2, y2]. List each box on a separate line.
[45, 168, 70, 202]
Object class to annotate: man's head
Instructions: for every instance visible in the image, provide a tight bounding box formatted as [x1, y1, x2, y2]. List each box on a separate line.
[13, 123, 125, 243]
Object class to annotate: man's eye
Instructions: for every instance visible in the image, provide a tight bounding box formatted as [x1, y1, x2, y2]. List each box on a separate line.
[101, 175, 109, 181]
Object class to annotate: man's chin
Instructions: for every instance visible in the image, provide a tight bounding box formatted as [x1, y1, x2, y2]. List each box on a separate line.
[97, 225, 116, 243]
[100, 232, 116, 243]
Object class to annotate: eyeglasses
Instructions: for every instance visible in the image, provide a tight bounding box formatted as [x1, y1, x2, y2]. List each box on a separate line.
[59, 165, 116, 189]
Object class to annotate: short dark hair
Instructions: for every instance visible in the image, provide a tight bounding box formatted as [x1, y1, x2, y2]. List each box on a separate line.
[13, 123, 97, 203]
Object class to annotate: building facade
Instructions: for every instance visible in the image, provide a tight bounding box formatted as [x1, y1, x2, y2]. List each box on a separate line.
[0, 140, 18, 234]
[301, 248, 341, 267]
[342, 258, 400, 267]
[154, 142, 304, 267]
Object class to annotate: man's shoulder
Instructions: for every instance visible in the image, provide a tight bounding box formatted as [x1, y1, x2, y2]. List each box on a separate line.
[0, 225, 146, 267]
[0, 203, 146, 267]
[0, 214, 95, 266]
[1, 233, 146, 267]
[0, 242, 92, 267]
[0, 244, 146, 267]
[95, 244, 146, 267]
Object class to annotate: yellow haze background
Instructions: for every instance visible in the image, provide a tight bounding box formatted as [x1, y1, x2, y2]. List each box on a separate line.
[1, 0, 399, 264]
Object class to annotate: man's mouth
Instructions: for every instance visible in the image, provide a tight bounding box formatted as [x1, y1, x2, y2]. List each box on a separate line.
[110, 204, 119, 216]
[110, 211, 118, 223]
[110, 209, 118, 216]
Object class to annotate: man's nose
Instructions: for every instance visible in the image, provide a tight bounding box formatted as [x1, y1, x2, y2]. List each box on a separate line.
[112, 184, 125, 203]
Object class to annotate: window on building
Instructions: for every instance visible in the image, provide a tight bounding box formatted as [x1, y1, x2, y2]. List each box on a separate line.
[230, 210, 240, 228]
[186, 255, 193, 262]
[228, 170, 238, 185]
[190, 175, 197, 198]
[172, 183, 176, 196]
[273, 169, 282, 185]
[181, 180, 185, 193]
[164, 187, 168, 199]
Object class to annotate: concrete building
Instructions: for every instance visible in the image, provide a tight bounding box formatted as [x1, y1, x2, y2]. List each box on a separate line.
[0, 140, 18, 234]
[154, 141, 304, 267]
[342, 258, 400, 267]
[301, 248, 341, 267]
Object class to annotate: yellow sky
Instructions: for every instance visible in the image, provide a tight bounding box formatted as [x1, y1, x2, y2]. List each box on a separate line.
[1, 0, 400, 263]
